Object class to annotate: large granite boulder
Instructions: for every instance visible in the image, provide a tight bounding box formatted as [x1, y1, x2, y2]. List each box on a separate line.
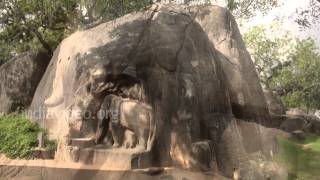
[286, 108, 307, 117]
[195, 7, 271, 124]
[316, 110, 320, 119]
[0, 52, 50, 114]
[29, 4, 271, 177]
[280, 116, 308, 133]
[281, 109, 320, 135]
[263, 90, 286, 116]
[308, 115, 320, 135]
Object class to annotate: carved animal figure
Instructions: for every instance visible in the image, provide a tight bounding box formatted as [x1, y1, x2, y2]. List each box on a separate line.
[123, 129, 138, 149]
[233, 168, 241, 180]
[113, 99, 155, 151]
[98, 95, 156, 151]
[190, 141, 214, 171]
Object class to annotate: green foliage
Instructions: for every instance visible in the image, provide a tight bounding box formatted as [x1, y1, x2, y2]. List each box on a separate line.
[0, 0, 153, 62]
[270, 39, 320, 110]
[46, 139, 57, 152]
[0, 0, 316, 64]
[77, 0, 152, 24]
[0, 114, 55, 159]
[226, 0, 319, 27]
[0, 114, 40, 158]
[244, 24, 295, 88]
[244, 25, 320, 110]
[276, 135, 320, 179]
[295, 0, 320, 28]
[0, 0, 78, 60]
[226, 0, 278, 19]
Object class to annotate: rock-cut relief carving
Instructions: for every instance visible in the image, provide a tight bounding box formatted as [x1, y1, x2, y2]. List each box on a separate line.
[96, 76, 157, 152]
[68, 64, 157, 152]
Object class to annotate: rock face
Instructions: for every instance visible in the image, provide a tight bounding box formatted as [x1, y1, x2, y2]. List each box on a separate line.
[280, 116, 308, 133]
[264, 90, 286, 116]
[196, 7, 271, 124]
[0, 52, 50, 114]
[279, 109, 320, 135]
[316, 110, 320, 119]
[29, 4, 271, 177]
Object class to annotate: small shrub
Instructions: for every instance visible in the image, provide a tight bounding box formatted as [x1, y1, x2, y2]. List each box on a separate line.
[0, 114, 55, 159]
[46, 139, 57, 152]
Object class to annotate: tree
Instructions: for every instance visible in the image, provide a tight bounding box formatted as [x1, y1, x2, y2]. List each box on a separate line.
[244, 24, 295, 89]
[226, 0, 278, 19]
[0, 0, 78, 60]
[225, 0, 320, 27]
[295, 0, 320, 28]
[77, 0, 153, 25]
[244, 25, 320, 110]
[270, 39, 320, 110]
[159, 0, 279, 19]
[0, 0, 153, 62]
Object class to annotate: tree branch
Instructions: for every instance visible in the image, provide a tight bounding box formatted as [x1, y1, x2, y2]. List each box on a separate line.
[30, 28, 53, 55]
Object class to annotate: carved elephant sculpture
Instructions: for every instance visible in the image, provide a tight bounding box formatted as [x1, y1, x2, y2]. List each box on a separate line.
[98, 95, 156, 151]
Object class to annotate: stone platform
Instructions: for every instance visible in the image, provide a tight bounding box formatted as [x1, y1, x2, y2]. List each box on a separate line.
[0, 165, 222, 180]
[66, 138, 152, 170]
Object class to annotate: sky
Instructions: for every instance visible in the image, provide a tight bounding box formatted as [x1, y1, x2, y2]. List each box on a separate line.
[240, 0, 320, 45]
[195, 0, 320, 45]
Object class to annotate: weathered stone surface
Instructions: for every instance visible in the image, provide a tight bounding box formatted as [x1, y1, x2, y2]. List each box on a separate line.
[235, 119, 289, 158]
[99, 97, 156, 151]
[70, 138, 95, 148]
[61, 145, 153, 169]
[32, 148, 55, 160]
[246, 152, 288, 180]
[280, 116, 308, 133]
[194, 6, 271, 124]
[316, 110, 320, 119]
[308, 116, 320, 135]
[29, 4, 271, 177]
[0, 165, 227, 180]
[263, 90, 286, 116]
[286, 108, 307, 117]
[0, 52, 50, 114]
[258, 124, 290, 157]
[274, 111, 320, 135]
[88, 148, 152, 169]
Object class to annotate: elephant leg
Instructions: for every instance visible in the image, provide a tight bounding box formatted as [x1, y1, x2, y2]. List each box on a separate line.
[95, 117, 110, 144]
[123, 130, 137, 149]
[111, 123, 124, 148]
[135, 128, 148, 150]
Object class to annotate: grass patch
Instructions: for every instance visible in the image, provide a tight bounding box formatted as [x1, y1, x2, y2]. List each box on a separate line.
[0, 114, 56, 159]
[276, 135, 320, 179]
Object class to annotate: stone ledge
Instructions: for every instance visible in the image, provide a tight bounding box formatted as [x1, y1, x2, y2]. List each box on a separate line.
[69, 138, 95, 148]
[32, 148, 55, 159]
[67, 147, 152, 170]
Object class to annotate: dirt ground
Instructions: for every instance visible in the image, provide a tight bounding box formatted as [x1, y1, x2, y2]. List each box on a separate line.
[0, 155, 228, 180]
